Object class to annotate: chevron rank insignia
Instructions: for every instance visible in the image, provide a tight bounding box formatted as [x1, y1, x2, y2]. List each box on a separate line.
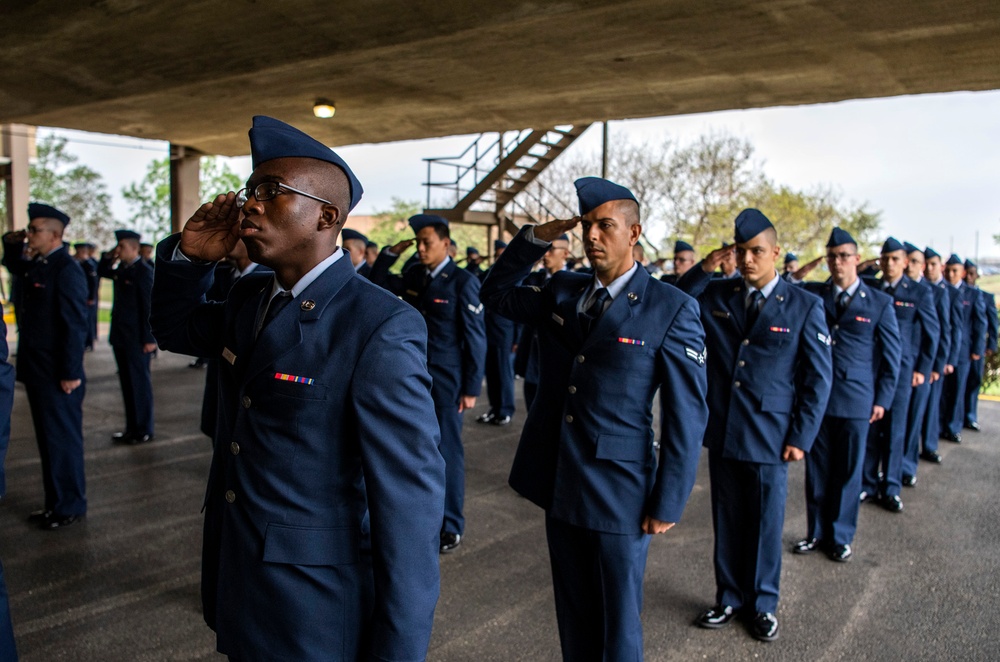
[467, 303, 483, 314]
[685, 346, 706, 365]
[528, 285, 542, 292]
[817, 332, 832, 346]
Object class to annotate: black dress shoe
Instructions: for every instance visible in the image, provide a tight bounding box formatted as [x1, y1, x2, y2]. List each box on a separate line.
[964, 420, 981, 431]
[902, 474, 917, 487]
[440, 532, 462, 553]
[829, 544, 853, 562]
[792, 538, 822, 554]
[920, 451, 943, 464]
[40, 513, 81, 530]
[859, 490, 877, 504]
[940, 432, 962, 443]
[490, 415, 512, 426]
[882, 495, 903, 512]
[111, 431, 134, 443]
[28, 509, 52, 522]
[129, 434, 154, 445]
[695, 605, 736, 629]
[749, 612, 779, 642]
[476, 412, 496, 424]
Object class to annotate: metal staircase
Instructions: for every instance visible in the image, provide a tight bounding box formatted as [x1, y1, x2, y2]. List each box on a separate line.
[423, 124, 592, 233]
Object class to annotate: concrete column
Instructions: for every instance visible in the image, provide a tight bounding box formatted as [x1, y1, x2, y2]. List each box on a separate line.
[2, 124, 33, 232]
[169, 144, 202, 233]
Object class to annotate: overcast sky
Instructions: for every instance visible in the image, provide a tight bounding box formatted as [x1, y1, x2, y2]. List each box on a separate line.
[43, 88, 1000, 260]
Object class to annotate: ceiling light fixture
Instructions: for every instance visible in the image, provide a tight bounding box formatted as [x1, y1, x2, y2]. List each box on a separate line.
[313, 99, 336, 119]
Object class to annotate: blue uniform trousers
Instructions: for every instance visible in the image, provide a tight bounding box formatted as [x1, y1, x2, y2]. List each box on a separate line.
[0, 559, 15, 662]
[902, 382, 932, 478]
[965, 356, 984, 425]
[923, 377, 946, 454]
[112, 345, 154, 437]
[864, 368, 912, 497]
[430, 364, 465, 536]
[941, 360, 972, 437]
[86, 303, 98, 349]
[523, 381, 538, 411]
[806, 416, 868, 546]
[483, 342, 515, 418]
[545, 514, 650, 662]
[25, 381, 87, 516]
[709, 452, 787, 614]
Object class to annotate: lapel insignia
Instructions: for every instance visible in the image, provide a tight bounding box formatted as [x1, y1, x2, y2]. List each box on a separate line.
[274, 372, 314, 385]
[817, 332, 832, 346]
[300, 300, 316, 311]
[627, 292, 638, 301]
[775, 294, 784, 302]
[467, 303, 483, 314]
[712, 310, 731, 319]
[860, 291, 866, 298]
[685, 346, 706, 365]
[222, 347, 237, 365]
[617, 337, 645, 346]
[551, 313, 564, 326]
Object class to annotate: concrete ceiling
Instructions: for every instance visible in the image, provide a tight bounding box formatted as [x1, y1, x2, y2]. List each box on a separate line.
[1, 0, 998, 156]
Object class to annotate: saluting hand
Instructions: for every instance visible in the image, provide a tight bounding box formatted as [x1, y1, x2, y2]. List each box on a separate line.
[179, 192, 241, 262]
[388, 239, 414, 255]
[533, 217, 580, 243]
[701, 245, 732, 273]
[641, 516, 675, 535]
[792, 256, 824, 281]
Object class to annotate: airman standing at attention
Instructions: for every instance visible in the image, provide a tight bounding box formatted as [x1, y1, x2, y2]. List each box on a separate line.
[369, 214, 487, 553]
[688, 209, 832, 642]
[660, 240, 696, 285]
[962, 259, 997, 432]
[2, 203, 89, 529]
[99, 230, 157, 444]
[73, 242, 100, 350]
[478, 239, 517, 427]
[919, 247, 959, 464]
[0, 317, 17, 657]
[339, 228, 371, 278]
[938, 254, 986, 443]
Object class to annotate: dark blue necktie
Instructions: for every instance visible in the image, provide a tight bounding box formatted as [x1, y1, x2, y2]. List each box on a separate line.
[581, 288, 611, 336]
[258, 291, 293, 337]
[746, 290, 763, 328]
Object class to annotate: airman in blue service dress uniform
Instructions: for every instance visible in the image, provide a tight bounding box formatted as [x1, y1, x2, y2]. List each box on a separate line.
[72, 242, 100, 350]
[900, 244, 948, 484]
[939, 254, 986, 443]
[1, 317, 19, 659]
[919, 247, 959, 464]
[962, 259, 997, 431]
[150, 116, 446, 662]
[482, 177, 708, 661]
[659, 239, 696, 285]
[99, 230, 157, 444]
[478, 239, 517, 426]
[793, 228, 901, 562]
[339, 227, 371, 278]
[861, 238, 939, 511]
[369, 213, 486, 553]
[688, 209, 832, 642]
[2, 203, 89, 529]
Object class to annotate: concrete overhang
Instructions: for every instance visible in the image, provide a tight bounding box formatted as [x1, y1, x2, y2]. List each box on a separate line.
[1, 0, 998, 155]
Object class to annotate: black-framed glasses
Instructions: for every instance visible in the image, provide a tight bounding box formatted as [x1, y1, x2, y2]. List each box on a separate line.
[236, 181, 332, 207]
[826, 252, 857, 262]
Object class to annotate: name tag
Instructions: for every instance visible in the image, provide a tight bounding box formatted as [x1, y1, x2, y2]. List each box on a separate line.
[711, 310, 730, 319]
[551, 313, 564, 326]
[222, 347, 237, 365]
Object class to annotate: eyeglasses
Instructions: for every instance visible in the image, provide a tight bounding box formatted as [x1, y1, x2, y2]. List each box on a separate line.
[826, 252, 857, 262]
[236, 181, 332, 207]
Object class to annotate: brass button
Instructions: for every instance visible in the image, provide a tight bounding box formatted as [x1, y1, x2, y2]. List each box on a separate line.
[576, 355, 585, 364]
[833, 324, 839, 330]
[565, 415, 574, 423]
[568, 386, 577, 394]
[230, 442, 240, 455]
[225, 490, 236, 503]
[241, 396, 251, 408]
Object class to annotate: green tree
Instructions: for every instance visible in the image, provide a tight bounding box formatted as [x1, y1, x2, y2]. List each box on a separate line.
[121, 155, 243, 244]
[0, 134, 117, 247]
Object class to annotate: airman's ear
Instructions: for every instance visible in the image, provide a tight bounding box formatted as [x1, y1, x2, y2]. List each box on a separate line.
[318, 204, 343, 231]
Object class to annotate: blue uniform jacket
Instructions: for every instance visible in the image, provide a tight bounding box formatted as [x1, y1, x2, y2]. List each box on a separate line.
[928, 281, 955, 372]
[984, 291, 999, 353]
[99, 255, 155, 348]
[369, 253, 486, 400]
[942, 281, 984, 363]
[803, 281, 901, 417]
[864, 275, 940, 375]
[481, 229, 709, 532]
[513, 269, 549, 382]
[2, 241, 88, 385]
[150, 236, 446, 662]
[0, 319, 13, 496]
[697, 275, 833, 463]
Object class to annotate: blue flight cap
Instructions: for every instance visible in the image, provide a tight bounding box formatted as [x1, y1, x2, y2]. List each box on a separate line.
[494, 240, 508, 250]
[340, 228, 368, 244]
[733, 209, 774, 244]
[248, 115, 364, 212]
[827, 227, 857, 248]
[365, 241, 377, 249]
[784, 251, 798, 263]
[881, 237, 905, 254]
[466, 246, 480, 257]
[964, 258, 977, 269]
[674, 240, 694, 253]
[573, 177, 638, 215]
[73, 242, 95, 250]
[115, 229, 141, 242]
[722, 241, 732, 248]
[946, 253, 963, 266]
[903, 241, 921, 254]
[924, 247, 941, 260]
[408, 214, 448, 234]
[28, 202, 70, 226]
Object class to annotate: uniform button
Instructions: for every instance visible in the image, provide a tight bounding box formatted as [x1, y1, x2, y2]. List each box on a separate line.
[832, 340, 837, 346]
[833, 324, 839, 330]
[742, 339, 750, 346]
[230, 442, 240, 455]
[734, 381, 741, 388]
[567, 386, 577, 394]
[225, 490, 236, 503]
[738, 360, 745, 367]
[576, 355, 585, 364]
[565, 415, 574, 423]
[241, 396, 251, 409]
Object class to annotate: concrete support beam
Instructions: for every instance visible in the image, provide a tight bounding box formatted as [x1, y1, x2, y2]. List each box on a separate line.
[169, 144, 202, 234]
[1, 124, 33, 232]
